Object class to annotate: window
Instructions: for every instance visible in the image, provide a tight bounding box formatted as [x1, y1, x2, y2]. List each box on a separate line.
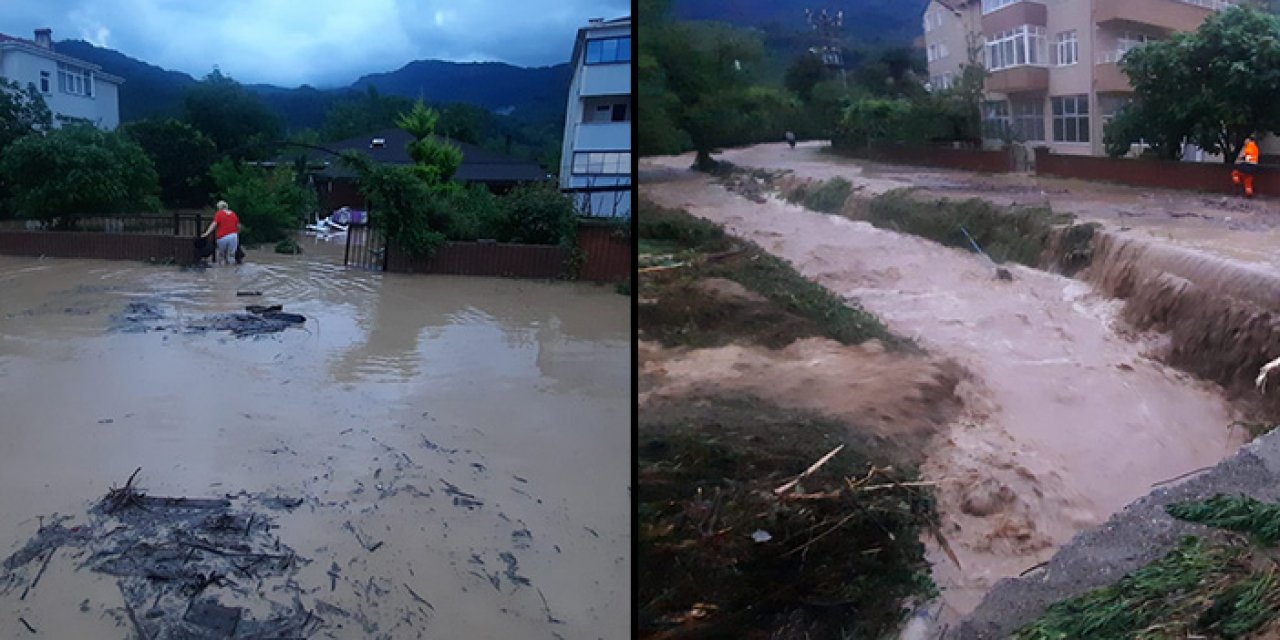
[584, 98, 630, 123]
[928, 73, 954, 92]
[981, 0, 1020, 14]
[572, 151, 630, 175]
[39, 71, 49, 93]
[1052, 95, 1090, 143]
[923, 11, 944, 32]
[1055, 30, 1078, 66]
[927, 43, 949, 62]
[57, 62, 93, 97]
[584, 36, 631, 65]
[1011, 99, 1045, 141]
[986, 26, 1047, 71]
[983, 100, 1010, 139]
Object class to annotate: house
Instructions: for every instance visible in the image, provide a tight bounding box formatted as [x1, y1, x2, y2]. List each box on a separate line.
[922, 0, 1243, 159]
[0, 28, 123, 130]
[559, 16, 631, 218]
[284, 128, 550, 211]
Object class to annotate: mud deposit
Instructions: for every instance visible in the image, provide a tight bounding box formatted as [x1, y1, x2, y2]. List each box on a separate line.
[640, 164, 1246, 629]
[0, 238, 630, 638]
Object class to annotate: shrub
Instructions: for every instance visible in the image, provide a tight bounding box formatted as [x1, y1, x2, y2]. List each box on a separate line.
[499, 181, 577, 246]
[802, 177, 853, 213]
[209, 158, 315, 244]
[439, 183, 504, 241]
[274, 237, 301, 254]
[0, 125, 160, 228]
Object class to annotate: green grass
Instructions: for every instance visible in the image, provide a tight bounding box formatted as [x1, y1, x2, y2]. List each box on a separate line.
[1015, 495, 1280, 639]
[785, 177, 855, 213]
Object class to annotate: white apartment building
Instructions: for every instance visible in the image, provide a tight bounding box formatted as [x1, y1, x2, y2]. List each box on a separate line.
[923, 0, 1243, 157]
[0, 29, 123, 131]
[559, 16, 631, 218]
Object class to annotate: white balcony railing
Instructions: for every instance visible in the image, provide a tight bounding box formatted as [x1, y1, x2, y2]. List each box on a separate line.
[1175, 0, 1241, 11]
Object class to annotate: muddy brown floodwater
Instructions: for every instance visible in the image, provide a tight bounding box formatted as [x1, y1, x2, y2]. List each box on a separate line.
[0, 236, 630, 639]
[640, 160, 1247, 632]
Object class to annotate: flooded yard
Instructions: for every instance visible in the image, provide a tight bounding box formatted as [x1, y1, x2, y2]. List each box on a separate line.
[0, 237, 630, 638]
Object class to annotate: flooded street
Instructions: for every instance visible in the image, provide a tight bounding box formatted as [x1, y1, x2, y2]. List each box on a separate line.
[640, 163, 1246, 627]
[0, 237, 630, 638]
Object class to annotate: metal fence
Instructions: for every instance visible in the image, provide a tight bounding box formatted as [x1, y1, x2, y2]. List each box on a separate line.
[0, 213, 210, 237]
[344, 224, 388, 271]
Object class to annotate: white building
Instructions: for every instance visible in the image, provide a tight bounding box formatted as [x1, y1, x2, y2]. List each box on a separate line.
[0, 28, 123, 130]
[559, 16, 631, 218]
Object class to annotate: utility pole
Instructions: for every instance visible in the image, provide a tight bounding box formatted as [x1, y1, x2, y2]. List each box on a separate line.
[804, 7, 846, 88]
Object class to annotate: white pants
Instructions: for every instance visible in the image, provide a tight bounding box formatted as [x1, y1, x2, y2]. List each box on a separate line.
[216, 233, 238, 264]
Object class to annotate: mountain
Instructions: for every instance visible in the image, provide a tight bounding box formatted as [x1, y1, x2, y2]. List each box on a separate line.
[54, 40, 572, 130]
[351, 61, 573, 125]
[672, 0, 930, 46]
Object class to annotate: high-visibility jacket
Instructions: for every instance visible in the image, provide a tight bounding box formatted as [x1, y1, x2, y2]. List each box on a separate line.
[1243, 140, 1260, 165]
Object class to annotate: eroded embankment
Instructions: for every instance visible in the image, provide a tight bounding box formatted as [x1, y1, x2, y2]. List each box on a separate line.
[1068, 230, 1280, 421]
[640, 168, 1246, 628]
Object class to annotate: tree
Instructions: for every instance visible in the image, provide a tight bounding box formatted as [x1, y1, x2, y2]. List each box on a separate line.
[784, 53, 829, 102]
[0, 78, 52, 152]
[340, 151, 446, 256]
[437, 103, 490, 145]
[1121, 5, 1280, 163]
[120, 118, 218, 208]
[395, 100, 463, 184]
[208, 158, 315, 243]
[183, 69, 282, 159]
[320, 85, 414, 142]
[0, 125, 160, 228]
[645, 19, 762, 170]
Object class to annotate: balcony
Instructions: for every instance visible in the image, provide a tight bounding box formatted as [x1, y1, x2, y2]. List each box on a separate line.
[982, 2, 1047, 35]
[579, 64, 630, 97]
[1093, 0, 1235, 33]
[986, 66, 1049, 94]
[573, 122, 631, 151]
[1094, 57, 1132, 93]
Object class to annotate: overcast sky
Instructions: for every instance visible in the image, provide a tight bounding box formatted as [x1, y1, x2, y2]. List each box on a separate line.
[0, 0, 629, 87]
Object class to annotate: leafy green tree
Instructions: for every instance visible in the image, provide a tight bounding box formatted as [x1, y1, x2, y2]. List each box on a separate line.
[0, 125, 160, 228]
[784, 53, 829, 102]
[498, 181, 578, 246]
[1121, 5, 1280, 163]
[340, 151, 446, 256]
[0, 78, 52, 152]
[320, 85, 414, 141]
[640, 0, 766, 170]
[208, 158, 315, 243]
[120, 118, 218, 208]
[183, 68, 282, 159]
[395, 100, 463, 184]
[437, 103, 490, 145]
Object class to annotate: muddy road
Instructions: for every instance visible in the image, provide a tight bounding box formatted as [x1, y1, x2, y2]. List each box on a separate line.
[676, 141, 1280, 271]
[640, 159, 1247, 626]
[0, 237, 630, 638]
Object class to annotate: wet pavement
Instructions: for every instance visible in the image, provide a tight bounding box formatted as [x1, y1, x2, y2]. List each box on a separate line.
[0, 236, 630, 638]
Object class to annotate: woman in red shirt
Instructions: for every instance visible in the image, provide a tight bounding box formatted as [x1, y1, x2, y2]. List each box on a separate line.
[202, 200, 241, 265]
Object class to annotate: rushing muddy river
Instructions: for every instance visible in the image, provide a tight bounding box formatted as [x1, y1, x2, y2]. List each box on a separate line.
[0, 237, 630, 639]
[641, 160, 1247, 630]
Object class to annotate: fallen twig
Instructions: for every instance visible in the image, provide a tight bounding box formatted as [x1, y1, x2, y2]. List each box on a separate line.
[21, 546, 56, 600]
[638, 263, 688, 274]
[1151, 465, 1215, 488]
[118, 581, 150, 640]
[18, 617, 36, 634]
[774, 444, 845, 495]
[404, 584, 435, 611]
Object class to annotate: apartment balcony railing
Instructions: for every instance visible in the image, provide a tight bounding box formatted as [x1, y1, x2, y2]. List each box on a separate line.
[1094, 0, 1233, 32]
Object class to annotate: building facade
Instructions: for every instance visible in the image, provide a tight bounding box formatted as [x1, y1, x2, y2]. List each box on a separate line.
[559, 16, 631, 218]
[0, 29, 123, 131]
[923, 0, 1242, 157]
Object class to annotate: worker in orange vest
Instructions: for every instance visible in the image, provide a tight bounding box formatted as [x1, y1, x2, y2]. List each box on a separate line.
[1232, 134, 1260, 198]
